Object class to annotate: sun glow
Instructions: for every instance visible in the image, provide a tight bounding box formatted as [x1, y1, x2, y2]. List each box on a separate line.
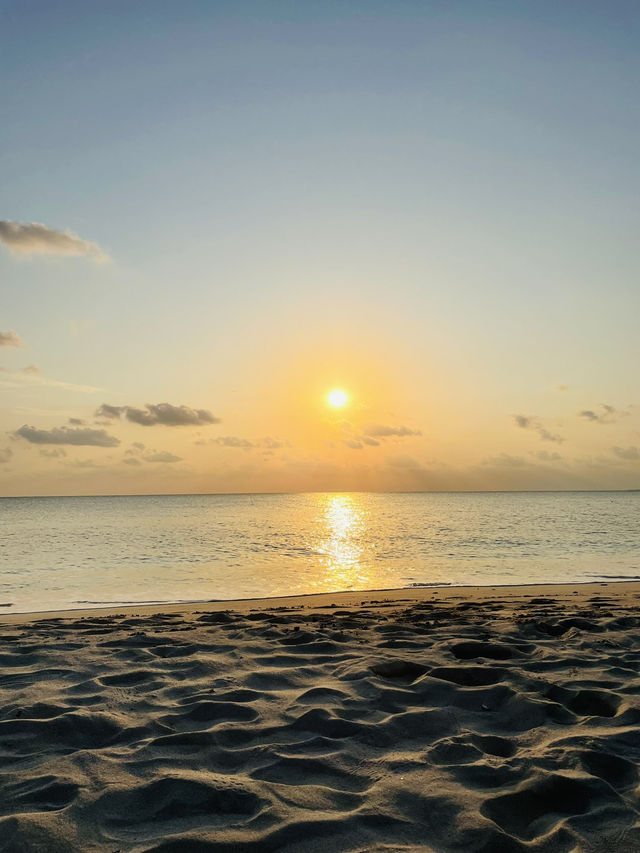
[327, 388, 349, 408]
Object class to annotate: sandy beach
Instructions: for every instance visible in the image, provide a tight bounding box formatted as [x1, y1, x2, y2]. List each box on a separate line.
[1, 581, 640, 852]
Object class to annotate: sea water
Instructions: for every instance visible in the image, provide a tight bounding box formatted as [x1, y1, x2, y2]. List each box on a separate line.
[0, 491, 638, 613]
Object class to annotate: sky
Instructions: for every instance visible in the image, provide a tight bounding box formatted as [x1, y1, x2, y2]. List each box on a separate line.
[1, 0, 639, 496]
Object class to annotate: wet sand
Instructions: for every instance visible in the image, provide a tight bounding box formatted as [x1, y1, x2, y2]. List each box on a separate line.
[1, 581, 639, 852]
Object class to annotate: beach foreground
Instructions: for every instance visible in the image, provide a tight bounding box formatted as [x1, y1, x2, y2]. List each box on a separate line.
[1, 583, 640, 852]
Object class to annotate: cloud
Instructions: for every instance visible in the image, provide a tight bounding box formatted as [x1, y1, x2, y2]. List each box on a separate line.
[96, 404, 125, 419]
[0, 330, 22, 347]
[143, 451, 182, 463]
[537, 427, 563, 443]
[483, 453, 527, 468]
[14, 424, 120, 447]
[68, 417, 85, 425]
[579, 404, 629, 425]
[122, 442, 181, 463]
[535, 450, 563, 462]
[364, 424, 422, 438]
[340, 422, 413, 449]
[512, 414, 564, 443]
[0, 366, 100, 394]
[124, 442, 146, 456]
[0, 447, 12, 464]
[612, 446, 640, 461]
[40, 448, 67, 458]
[0, 220, 107, 261]
[196, 435, 290, 450]
[71, 458, 101, 469]
[216, 436, 255, 448]
[514, 415, 532, 429]
[96, 402, 220, 427]
[262, 437, 291, 449]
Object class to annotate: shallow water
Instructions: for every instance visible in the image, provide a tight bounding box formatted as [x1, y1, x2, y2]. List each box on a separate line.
[1, 491, 638, 612]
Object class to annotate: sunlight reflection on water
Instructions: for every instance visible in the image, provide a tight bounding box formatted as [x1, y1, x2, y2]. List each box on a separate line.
[314, 494, 370, 591]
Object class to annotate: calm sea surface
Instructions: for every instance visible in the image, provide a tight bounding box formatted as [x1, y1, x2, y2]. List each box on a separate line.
[1, 492, 638, 613]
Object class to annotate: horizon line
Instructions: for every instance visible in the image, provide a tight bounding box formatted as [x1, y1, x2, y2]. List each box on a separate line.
[1, 487, 638, 500]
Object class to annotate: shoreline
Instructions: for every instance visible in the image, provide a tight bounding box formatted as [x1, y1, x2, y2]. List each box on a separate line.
[3, 578, 640, 624]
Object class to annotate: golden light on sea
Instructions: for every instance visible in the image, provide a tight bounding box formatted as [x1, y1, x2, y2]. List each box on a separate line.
[314, 493, 370, 590]
[327, 388, 349, 408]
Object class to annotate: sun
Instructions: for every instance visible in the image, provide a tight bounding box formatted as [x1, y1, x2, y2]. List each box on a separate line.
[327, 388, 349, 408]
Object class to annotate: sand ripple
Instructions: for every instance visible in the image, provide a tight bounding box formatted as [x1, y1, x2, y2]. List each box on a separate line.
[1, 587, 640, 851]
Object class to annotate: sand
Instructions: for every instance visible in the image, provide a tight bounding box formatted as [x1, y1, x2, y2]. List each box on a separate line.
[1, 581, 640, 852]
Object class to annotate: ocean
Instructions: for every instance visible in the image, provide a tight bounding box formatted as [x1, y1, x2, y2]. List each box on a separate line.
[1, 491, 638, 613]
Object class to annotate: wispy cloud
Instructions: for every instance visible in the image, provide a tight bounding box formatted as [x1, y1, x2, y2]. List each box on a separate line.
[70, 458, 102, 469]
[216, 436, 255, 448]
[144, 451, 182, 463]
[0, 366, 100, 394]
[0, 447, 12, 464]
[40, 448, 67, 459]
[534, 450, 563, 462]
[363, 424, 422, 438]
[122, 442, 182, 464]
[14, 424, 120, 447]
[262, 437, 290, 449]
[483, 452, 527, 468]
[579, 404, 629, 425]
[96, 402, 219, 427]
[361, 436, 380, 446]
[342, 439, 363, 450]
[0, 330, 22, 347]
[0, 220, 107, 261]
[195, 435, 290, 450]
[340, 422, 421, 450]
[612, 446, 640, 461]
[513, 414, 564, 443]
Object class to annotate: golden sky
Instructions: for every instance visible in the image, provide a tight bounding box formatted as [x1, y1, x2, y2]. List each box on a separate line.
[2, 3, 639, 495]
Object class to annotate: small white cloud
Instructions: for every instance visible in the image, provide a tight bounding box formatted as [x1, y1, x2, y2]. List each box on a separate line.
[0, 330, 22, 347]
[0, 220, 107, 261]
